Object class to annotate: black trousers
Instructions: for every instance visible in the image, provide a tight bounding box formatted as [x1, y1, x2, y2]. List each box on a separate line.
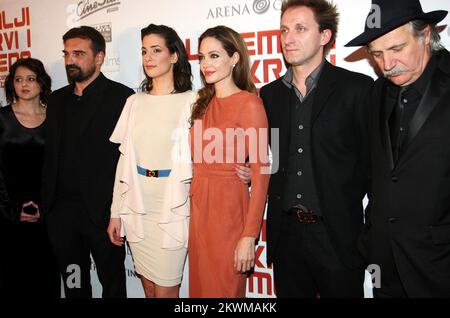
[371, 255, 408, 298]
[273, 213, 364, 298]
[46, 200, 126, 298]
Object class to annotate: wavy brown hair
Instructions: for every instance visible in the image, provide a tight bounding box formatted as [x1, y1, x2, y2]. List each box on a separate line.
[190, 26, 256, 124]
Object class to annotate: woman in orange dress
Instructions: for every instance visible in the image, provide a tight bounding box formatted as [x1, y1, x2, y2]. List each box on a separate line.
[189, 26, 270, 298]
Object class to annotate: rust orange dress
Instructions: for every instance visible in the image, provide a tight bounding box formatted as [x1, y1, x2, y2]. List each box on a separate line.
[189, 90, 270, 298]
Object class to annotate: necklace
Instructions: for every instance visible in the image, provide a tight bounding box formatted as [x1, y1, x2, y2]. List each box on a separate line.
[12, 102, 46, 115]
[149, 88, 177, 96]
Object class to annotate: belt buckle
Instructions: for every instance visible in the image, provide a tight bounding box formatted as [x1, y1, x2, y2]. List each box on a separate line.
[146, 169, 158, 177]
[292, 204, 317, 224]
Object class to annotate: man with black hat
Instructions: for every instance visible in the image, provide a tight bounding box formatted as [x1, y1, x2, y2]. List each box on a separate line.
[346, 0, 450, 297]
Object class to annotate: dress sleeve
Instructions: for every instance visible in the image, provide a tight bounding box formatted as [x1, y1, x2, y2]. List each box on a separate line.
[110, 153, 124, 218]
[241, 95, 270, 238]
[109, 94, 137, 218]
[0, 171, 22, 223]
[0, 125, 22, 223]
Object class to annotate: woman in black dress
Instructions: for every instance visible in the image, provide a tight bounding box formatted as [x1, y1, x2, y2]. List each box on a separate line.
[0, 58, 60, 298]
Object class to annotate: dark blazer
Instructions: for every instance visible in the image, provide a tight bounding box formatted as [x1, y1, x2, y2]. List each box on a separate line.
[260, 61, 373, 268]
[365, 49, 450, 297]
[42, 73, 134, 229]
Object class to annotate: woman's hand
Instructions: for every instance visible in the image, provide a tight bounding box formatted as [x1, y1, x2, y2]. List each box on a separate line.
[234, 236, 256, 273]
[235, 163, 252, 184]
[20, 201, 40, 223]
[107, 218, 124, 246]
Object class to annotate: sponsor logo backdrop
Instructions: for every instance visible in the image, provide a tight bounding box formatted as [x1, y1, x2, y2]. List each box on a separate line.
[1, 0, 449, 297]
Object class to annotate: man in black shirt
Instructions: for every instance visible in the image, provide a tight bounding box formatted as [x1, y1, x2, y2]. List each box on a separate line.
[260, 0, 373, 297]
[42, 26, 134, 298]
[346, 0, 450, 297]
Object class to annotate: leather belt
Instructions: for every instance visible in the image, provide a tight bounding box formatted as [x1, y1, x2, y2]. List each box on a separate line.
[286, 204, 322, 224]
[137, 165, 171, 178]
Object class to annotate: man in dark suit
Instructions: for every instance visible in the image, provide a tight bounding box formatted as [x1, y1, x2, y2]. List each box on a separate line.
[42, 26, 134, 298]
[259, 0, 373, 297]
[346, 0, 449, 297]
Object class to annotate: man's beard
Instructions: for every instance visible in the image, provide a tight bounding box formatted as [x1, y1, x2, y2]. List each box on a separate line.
[65, 64, 96, 83]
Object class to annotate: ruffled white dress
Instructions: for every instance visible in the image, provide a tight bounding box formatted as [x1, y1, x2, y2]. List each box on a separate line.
[110, 91, 196, 286]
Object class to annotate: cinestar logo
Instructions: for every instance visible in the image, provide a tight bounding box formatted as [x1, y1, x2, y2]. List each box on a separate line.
[207, 0, 282, 19]
[92, 22, 112, 42]
[75, 0, 120, 21]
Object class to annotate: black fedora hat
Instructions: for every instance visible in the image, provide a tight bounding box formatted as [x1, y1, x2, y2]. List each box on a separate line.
[345, 0, 447, 47]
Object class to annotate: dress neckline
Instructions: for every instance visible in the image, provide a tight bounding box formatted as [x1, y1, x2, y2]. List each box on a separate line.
[215, 90, 246, 100]
[146, 90, 192, 97]
[9, 105, 45, 130]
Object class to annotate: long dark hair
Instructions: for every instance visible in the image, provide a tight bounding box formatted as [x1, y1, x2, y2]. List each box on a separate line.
[140, 24, 192, 93]
[190, 26, 256, 124]
[5, 58, 52, 105]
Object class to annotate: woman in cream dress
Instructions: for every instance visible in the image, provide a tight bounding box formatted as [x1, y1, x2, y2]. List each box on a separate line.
[107, 24, 195, 298]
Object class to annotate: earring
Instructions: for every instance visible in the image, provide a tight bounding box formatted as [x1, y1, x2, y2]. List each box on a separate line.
[232, 64, 236, 68]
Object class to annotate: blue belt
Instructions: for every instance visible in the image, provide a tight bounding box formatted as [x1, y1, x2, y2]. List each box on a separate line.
[137, 166, 171, 178]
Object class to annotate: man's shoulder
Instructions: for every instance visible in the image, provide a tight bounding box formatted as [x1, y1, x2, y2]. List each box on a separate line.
[327, 63, 374, 85]
[260, 77, 287, 96]
[435, 49, 450, 74]
[103, 77, 135, 96]
[373, 76, 389, 90]
[51, 84, 73, 98]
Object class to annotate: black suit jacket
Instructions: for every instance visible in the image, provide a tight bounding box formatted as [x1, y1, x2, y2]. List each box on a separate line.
[260, 61, 373, 268]
[42, 73, 134, 229]
[366, 50, 450, 297]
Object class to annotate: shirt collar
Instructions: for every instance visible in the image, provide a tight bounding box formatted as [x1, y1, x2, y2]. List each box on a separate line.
[410, 54, 437, 96]
[71, 72, 107, 98]
[282, 59, 325, 91]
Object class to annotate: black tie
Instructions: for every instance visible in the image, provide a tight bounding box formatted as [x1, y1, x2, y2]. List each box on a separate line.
[389, 86, 407, 163]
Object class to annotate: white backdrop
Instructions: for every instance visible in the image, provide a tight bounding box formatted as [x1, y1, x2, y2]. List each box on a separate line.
[1, 0, 449, 298]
